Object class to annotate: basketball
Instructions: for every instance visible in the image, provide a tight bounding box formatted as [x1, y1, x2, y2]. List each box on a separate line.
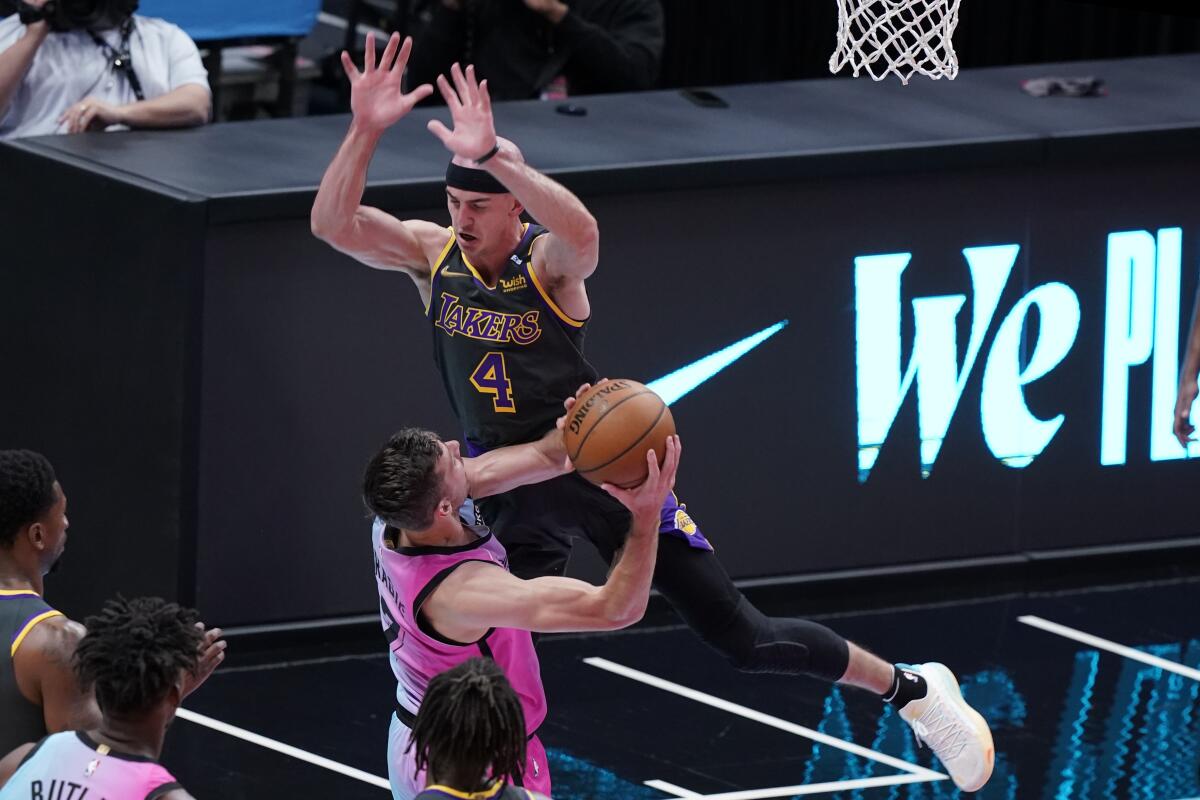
[563, 379, 676, 488]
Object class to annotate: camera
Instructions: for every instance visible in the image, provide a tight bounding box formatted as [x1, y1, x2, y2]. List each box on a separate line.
[9, 0, 139, 32]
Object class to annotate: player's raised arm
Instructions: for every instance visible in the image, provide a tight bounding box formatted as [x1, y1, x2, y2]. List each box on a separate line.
[427, 438, 679, 638]
[427, 64, 599, 309]
[311, 34, 448, 286]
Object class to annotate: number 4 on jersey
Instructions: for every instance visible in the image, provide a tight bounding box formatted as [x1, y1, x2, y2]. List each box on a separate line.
[471, 352, 516, 413]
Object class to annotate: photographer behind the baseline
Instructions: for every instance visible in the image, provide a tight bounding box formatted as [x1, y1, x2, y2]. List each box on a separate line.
[0, 0, 210, 139]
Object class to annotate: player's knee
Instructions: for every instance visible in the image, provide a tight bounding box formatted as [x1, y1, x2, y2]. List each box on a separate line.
[723, 606, 849, 682]
[782, 619, 850, 682]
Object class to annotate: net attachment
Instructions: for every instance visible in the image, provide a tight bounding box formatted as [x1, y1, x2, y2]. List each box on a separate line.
[829, 0, 963, 84]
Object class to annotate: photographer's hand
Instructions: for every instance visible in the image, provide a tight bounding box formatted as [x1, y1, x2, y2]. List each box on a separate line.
[59, 97, 124, 134]
[59, 85, 209, 132]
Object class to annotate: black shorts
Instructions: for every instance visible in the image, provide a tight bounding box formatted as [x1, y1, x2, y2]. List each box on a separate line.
[474, 472, 711, 579]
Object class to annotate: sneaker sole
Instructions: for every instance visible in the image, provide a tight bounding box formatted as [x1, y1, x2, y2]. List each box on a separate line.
[922, 663, 995, 792]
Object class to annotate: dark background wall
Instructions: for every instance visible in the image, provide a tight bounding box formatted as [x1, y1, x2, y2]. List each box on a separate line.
[0, 148, 207, 617]
[7, 136, 1200, 625]
[192, 218, 459, 622]
[176, 150, 1200, 624]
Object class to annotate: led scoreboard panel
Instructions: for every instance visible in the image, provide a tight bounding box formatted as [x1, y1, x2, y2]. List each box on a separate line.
[576, 156, 1200, 579]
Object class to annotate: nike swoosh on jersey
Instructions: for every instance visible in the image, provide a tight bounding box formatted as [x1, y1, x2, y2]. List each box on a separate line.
[441, 268, 475, 278]
[647, 320, 789, 406]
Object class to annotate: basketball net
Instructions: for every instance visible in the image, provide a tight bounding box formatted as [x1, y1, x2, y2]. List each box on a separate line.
[829, 0, 963, 84]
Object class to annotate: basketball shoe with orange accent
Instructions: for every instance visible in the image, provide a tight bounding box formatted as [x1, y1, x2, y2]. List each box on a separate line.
[897, 663, 995, 792]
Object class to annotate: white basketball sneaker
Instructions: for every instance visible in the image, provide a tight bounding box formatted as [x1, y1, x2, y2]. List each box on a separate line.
[897, 663, 995, 792]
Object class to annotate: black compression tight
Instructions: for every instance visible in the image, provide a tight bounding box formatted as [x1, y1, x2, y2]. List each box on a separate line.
[651, 536, 850, 682]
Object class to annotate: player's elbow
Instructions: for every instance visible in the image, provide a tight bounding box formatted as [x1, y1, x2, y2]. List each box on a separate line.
[597, 596, 647, 631]
[610, 606, 646, 630]
[573, 214, 600, 260]
[310, 211, 352, 247]
[558, 217, 600, 279]
[310, 211, 338, 243]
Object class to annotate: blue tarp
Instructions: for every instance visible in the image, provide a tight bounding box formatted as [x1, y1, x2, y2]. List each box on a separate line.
[137, 0, 322, 42]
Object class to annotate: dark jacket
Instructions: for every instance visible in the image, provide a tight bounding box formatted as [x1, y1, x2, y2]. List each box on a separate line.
[408, 0, 664, 100]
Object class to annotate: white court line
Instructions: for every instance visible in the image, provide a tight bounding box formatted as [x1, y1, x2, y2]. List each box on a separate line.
[1018, 615, 1200, 682]
[646, 779, 703, 797]
[176, 708, 391, 790]
[648, 773, 941, 800]
[584, 657, 945, 780]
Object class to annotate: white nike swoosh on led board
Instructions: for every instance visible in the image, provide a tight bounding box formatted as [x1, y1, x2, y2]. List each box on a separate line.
[647, 320, 789, 406]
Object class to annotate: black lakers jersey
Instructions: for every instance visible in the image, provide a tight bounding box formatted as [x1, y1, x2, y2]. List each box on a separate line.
[428, 223, 599, 452]
[0, 589, 62, 755]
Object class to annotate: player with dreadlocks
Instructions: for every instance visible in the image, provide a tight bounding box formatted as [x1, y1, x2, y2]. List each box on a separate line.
[0, 596, 211, 799]
[411, 658, 548, 800]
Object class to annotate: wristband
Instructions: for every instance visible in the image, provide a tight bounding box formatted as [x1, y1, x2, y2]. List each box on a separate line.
[472, 141, 501, 166]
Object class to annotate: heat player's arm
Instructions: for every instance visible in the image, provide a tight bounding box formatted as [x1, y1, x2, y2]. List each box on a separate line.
[465, 428, 570, 499]
[310, 121, 451, 288]
[424, 508, 660, 638]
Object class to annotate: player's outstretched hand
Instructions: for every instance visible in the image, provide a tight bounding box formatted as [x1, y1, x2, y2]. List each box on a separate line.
[180, 622, 227, 699]
[545, 382, 600, 471]
[1175, 378, 1198, 446]
[341, 33, 433, 133]
[427, 63, 498, 163]
[603, 436, 680, 525]
[554, 380, 606, 434]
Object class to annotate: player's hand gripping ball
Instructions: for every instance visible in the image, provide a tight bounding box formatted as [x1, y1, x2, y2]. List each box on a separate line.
[563, 379, 676, 488]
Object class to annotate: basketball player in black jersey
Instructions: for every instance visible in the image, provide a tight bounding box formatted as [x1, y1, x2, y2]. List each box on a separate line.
[0, 450, 95, 756]
[312, 35, 994, 792]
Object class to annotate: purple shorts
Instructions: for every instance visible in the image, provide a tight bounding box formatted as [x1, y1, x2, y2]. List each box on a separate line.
[659, 491, 713, 551]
